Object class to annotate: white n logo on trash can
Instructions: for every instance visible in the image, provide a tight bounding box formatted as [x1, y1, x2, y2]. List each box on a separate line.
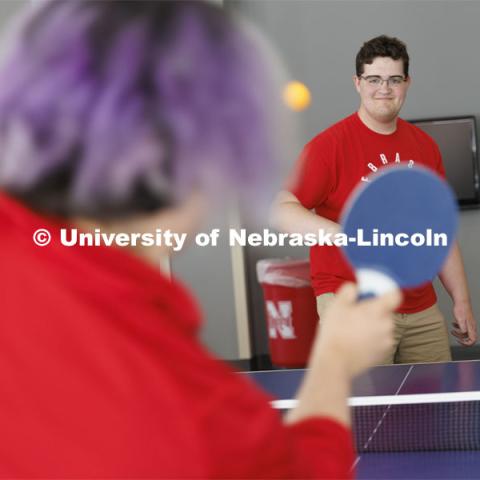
[266, 301, 296, 340]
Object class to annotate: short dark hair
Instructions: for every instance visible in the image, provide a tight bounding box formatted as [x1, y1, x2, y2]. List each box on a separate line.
[355, 35, 409, 77]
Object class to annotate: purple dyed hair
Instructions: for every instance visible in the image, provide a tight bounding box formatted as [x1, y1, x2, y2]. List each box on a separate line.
[0, 0, 275, 217]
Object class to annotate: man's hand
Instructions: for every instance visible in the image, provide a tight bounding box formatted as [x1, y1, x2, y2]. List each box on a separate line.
[451, 301, 477, 346]
[439, 242, 477, 347]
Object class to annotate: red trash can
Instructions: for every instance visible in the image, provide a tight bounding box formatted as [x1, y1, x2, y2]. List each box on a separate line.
[257, 259, 319, 368]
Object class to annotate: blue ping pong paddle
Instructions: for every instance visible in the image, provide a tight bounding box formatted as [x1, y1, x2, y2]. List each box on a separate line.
[340, 165, 458, 298]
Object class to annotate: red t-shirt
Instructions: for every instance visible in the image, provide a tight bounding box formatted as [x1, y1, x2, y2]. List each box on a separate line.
[0, 193, 355, 479]
[290, 112, 446, 313]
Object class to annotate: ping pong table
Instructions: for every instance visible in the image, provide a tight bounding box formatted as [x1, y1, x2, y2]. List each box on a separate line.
[246, 360, 480, 479]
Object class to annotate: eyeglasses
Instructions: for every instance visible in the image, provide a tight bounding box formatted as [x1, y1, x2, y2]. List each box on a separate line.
[359, 75, 407, 88]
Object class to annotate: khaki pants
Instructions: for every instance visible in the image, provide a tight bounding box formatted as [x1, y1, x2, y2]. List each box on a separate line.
[316, 293, 452, 365]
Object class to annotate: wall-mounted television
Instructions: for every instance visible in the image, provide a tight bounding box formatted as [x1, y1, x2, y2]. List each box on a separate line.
[409, 116, 480, 208]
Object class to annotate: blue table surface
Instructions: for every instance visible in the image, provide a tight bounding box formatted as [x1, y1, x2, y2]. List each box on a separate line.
[246, 360, 480, 479]
[356, 450, 480, 479]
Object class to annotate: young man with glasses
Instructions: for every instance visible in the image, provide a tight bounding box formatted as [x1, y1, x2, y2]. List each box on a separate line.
[273, 35, 477, 364]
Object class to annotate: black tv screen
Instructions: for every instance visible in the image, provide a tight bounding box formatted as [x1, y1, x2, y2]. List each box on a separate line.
[410, 116, 480, 208]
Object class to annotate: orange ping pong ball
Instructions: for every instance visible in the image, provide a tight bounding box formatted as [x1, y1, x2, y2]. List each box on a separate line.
[283, 81, 311, 111]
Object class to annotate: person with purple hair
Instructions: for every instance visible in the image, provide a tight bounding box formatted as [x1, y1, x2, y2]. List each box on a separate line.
[0, 1, 400, 478]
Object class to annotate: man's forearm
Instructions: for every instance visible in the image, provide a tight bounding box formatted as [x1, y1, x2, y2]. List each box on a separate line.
[439, 242, 471, 304]
[285, 354, 351, 427]
[270, 190, 340, 236]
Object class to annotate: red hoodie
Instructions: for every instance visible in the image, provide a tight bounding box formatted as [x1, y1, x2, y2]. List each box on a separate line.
[0, 193, 355, 478]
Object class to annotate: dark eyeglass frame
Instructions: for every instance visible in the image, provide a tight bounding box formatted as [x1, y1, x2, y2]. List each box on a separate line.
[359, 75, 407, 87]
